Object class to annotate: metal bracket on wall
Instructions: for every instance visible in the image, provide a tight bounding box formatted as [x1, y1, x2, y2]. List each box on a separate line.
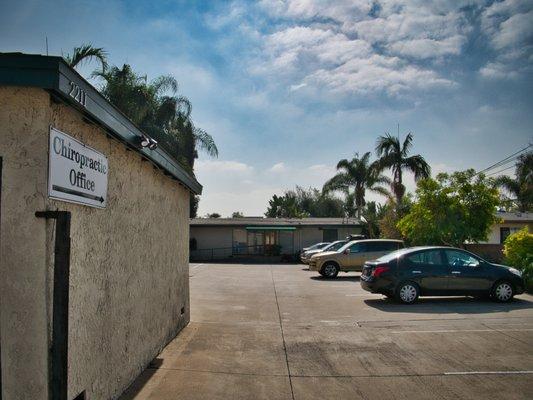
[35, 211, 71, 400]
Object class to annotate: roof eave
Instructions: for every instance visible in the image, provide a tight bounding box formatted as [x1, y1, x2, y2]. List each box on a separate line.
[0, 52, 202, 194]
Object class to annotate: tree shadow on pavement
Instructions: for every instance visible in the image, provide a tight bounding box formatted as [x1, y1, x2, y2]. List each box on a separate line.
[364, 296, 533, 314]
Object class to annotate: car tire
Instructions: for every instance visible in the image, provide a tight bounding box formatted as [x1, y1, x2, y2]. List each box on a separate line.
[320, 262, 339, 278]
[395, 282, 420, 304]
[491, 281, 514, 302]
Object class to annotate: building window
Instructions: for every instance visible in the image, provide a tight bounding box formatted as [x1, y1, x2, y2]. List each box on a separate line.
[500, 227, 510, 244]
[500, 227, 523, 244]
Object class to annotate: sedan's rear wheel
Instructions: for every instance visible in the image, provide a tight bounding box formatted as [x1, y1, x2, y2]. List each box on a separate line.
[396, 282, 419, 304]
[492, 281, 514, 302]
[320, 263, 339, 278]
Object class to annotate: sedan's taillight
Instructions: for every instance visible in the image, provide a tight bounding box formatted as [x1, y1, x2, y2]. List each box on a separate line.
[372, 264, 390, 278]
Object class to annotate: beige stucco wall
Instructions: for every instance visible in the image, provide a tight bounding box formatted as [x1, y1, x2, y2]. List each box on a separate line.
[0, 87, 191, 400]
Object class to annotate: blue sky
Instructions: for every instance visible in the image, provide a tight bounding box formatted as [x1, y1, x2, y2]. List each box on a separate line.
[1, 0, 532, 216]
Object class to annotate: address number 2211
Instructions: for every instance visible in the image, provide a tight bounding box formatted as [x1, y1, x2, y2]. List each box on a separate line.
[68, 81, 87, 107]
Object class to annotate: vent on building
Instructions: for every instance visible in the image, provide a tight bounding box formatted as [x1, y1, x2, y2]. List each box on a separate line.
[180, 306, 185, 315]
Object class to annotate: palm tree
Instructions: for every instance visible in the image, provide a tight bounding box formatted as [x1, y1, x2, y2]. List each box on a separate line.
[323, 152, 390, 219]
[495, 151, 533, 212]
[63, 43, 108, 72]
[94, 64, 217, 170]
[375, 132, 430, 210]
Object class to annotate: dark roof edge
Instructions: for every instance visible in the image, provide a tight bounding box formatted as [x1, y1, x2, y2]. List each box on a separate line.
[190, 223, 363, 228]
[0, 52, 202, 194]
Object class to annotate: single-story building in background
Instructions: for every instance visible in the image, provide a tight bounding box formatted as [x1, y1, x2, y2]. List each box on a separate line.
[190, 217, 363, 261]
[465, 211, 533, 262]
[0, 53, 200, 400]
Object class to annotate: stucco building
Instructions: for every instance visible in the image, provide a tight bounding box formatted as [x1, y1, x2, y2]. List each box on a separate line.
[465, 211, 533, 261]
[190, 217, 362, 260]
[0, 54, 201, 399]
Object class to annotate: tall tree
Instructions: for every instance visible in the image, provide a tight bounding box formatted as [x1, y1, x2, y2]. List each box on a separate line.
[375, 132, 430, 211]
[94, 64, 218, 171]
[323, 152, 390, 218]
[265, 187, 344, 218]
[398, 170, 500, 247]
[494, 151, 533, 212]
[64, 43, 108, 72]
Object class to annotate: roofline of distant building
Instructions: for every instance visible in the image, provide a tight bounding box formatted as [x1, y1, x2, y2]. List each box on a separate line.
[190, 217, 363, 228]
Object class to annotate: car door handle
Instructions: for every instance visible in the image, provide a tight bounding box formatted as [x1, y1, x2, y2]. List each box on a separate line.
[412, 270, 422, 274]
[451, 271, 461, 274]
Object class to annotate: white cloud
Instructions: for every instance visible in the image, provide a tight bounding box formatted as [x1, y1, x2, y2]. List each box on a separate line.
[269, 162, 288, 172]
[249, 0, 472, 97]
[479, 0, 533, 79]
[491, 10, 533, 50]
[305, 54, 455, 95]
[196, 159, 343, 215]
[195, 160, 254, 174]
[479, 62, 519, 79]
[387, 35, 465, 59]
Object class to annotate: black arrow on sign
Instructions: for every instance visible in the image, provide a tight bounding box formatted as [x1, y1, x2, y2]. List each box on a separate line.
[52, 185, 104, 203]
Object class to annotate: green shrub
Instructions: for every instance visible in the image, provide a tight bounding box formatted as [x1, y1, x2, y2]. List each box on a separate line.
[503, 227, 533, 283]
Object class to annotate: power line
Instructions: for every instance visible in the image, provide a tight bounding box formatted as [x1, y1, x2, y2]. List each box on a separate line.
[485, 164, 515, 177]
[482, 153, 523, 176]
[475, 144, 531, 176]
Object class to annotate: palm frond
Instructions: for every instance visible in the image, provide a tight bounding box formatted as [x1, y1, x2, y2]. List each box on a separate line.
[65, 43, 108, 72]
[323, 173, 351, 194]
[150, 75, 178, 95]
[194, 128, 218, 158]
[401, 132, 413, 157]
[404, 154, 431, 180]
[375, 133, 400, 158]
[494, 175, 520, 197]
[175, 95, 192, 118]
[370, 185, 393, 199]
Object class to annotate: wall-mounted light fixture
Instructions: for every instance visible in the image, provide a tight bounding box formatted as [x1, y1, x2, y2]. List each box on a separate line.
[137, 134, 158, 150]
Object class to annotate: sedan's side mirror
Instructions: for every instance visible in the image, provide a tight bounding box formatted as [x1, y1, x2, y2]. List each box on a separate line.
[344, 249, 350, 255]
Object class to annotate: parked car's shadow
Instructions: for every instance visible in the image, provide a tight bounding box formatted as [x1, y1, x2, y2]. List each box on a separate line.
[311, 275, 361, 282]
[364, 296, 533, 314]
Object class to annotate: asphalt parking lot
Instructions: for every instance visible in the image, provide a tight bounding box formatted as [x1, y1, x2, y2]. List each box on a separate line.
[121, 263, 533, 400]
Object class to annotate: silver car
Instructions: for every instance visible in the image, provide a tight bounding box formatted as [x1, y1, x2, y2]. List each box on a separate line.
[300, 242, 331, 263]
[301, 240, 349, 264]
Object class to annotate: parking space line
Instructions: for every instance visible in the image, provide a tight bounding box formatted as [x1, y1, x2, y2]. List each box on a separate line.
[444, 371, 533, 375]
[391, 328, 533, 334]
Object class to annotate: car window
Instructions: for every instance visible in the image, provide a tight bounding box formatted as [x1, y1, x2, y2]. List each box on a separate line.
[364, 242, 383, 252]
[406, 250, 444, 266]
[366, 241, 402, 252]
[348, 242, 366, 253]
[327, 241, 347, 251]
[385, 241, 402, 251]
[444, 250, 479, 267]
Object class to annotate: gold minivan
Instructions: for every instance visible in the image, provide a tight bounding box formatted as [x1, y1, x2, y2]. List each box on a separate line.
[308, 239, 404, 278]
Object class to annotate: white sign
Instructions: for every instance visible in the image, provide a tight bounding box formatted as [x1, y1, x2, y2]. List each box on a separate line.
[48, 127, 108, 208]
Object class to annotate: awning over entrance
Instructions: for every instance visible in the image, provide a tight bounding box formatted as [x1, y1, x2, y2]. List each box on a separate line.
[245, 226, 296, 230]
